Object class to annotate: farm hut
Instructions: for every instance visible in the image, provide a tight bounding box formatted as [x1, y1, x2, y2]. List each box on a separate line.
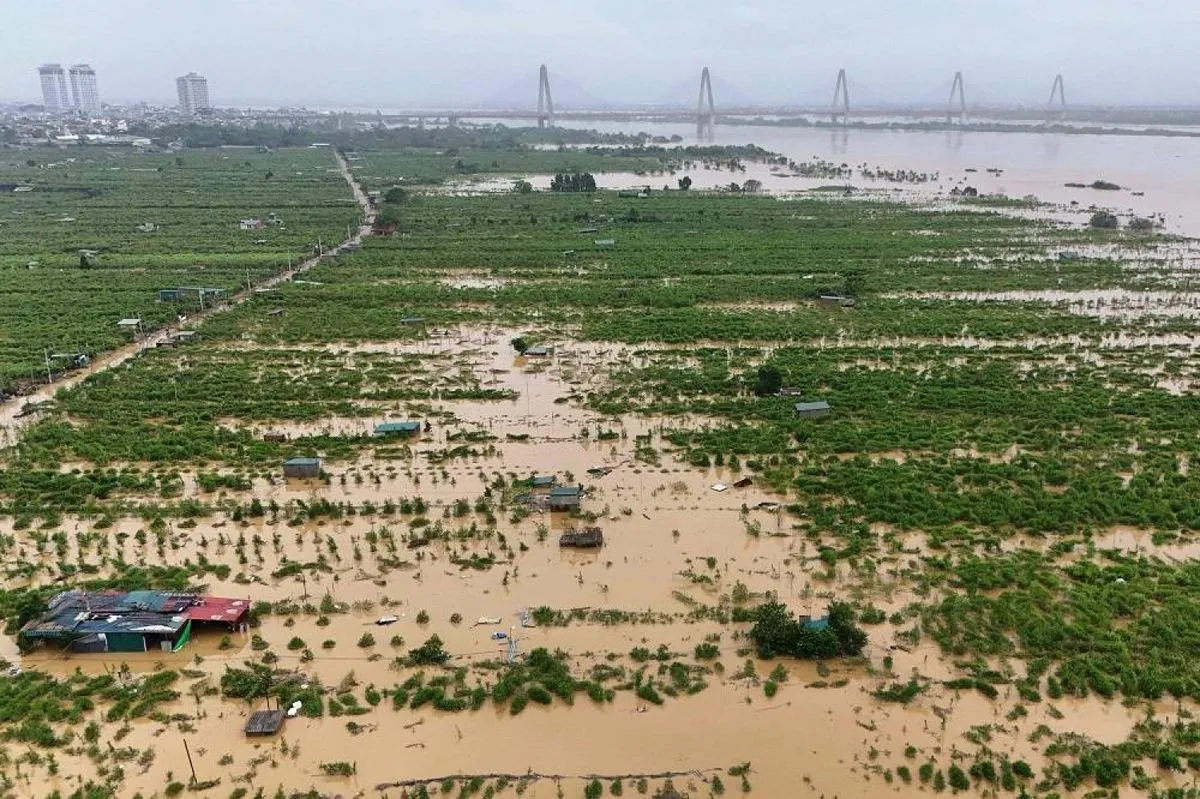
[777, 387, 805, 396]
[733, 477, 754, 488]
[158, 289, 185, 302]
[239, 218, 265, 230]
[799, 615, 829, 632]
[262, 432, 289, 443]
[244, 709, 285, 737]
[283, 457, 321, 479]
[399, 316, 426, 325]
[531, 475, 557, 489]
[19, 590, 249, 654]
[559, 527, 603, 548]
[524, 345, 552, 357]
[548, 485, 583, 511]
[794, 401, 831, 418]
[817, 294, 855, 308]
[169, 331, 199, 345]
[594, 239, 616, 247]
[341, 242, 362, 252]
[374, 421, 421, 438]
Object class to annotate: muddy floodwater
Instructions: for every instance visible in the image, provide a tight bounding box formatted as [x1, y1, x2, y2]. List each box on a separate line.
[8, 130, 1200, 799]
[2, 330, 1179, 799]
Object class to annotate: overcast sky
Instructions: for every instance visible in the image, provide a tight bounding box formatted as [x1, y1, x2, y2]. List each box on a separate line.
[4, 0, 1200, 108]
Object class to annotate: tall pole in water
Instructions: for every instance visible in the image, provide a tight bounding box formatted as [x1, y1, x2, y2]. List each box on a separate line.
[537, 65, 555, 128]
[831, 68, 850, 125]
[697, 67, 715, 140]
[947, 71, 966, 124]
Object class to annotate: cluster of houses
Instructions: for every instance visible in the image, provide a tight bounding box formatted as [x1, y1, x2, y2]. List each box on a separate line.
[20, 590, 250, 654]
[239, 212, 283, 230]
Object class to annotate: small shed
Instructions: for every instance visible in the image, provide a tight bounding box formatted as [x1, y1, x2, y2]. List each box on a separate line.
[818, 294, 855, 308]
[262, 432, 289, 443]
[560, 527, 603, 548]
[244, 709, 285, 737]
[158, 289, 185, 302]
[531, 475, 557, 489]
[594, 239, 615, 247]
[548, 485, 582, 511]
[375, 421, 421, 438]
[283, 457, 321, 479]
[524, 345, 552, 358]
[800, 615, 830, 632]
[399, 316, 426, 325]
[777, 387, 805, 396]
[794, 401, 831, 418]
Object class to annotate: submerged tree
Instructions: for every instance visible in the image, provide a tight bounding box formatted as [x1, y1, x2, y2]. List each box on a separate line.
[747, 601, 867, 660]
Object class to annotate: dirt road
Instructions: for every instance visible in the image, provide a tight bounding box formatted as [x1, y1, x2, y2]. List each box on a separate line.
[0, 150, 375, 437]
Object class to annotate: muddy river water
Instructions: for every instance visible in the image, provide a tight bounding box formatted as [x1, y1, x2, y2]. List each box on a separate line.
[6, 128, 1200, 798]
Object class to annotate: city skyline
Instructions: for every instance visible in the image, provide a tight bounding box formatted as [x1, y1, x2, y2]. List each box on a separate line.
[5, 1, 1200, 108]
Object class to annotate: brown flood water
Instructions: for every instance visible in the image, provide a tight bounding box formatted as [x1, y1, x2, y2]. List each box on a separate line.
[1, 329, 1182, 799]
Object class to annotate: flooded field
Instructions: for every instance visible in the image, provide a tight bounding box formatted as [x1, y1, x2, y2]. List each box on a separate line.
[2, 133, 1199, 799]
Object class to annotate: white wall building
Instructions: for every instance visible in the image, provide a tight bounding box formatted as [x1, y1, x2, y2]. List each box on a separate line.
[38, 64, 69, 113]
[176, 72, 211, 115]
[68, 64, 101, 114]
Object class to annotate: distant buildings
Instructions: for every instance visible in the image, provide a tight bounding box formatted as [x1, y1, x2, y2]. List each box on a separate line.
[68, 64, 101, 114]
[176, 72, 211, 115]
[37, 63, 101, 114]
[38, 63, 69, 112]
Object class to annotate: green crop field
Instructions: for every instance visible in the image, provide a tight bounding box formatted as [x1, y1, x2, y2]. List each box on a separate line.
[0, 146, 361, 390]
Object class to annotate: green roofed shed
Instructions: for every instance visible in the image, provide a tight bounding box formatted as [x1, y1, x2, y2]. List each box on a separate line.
[283, 457, 321, 478]
[375, 421, 421, 437]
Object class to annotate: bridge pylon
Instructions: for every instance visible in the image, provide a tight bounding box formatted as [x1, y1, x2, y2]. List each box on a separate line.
[537, 64, 555, 128]
[831, 68, 850, 125]
[1047, 74, 1066, 121]
[946, 71, 966, 124]
[697, 67, 715, 140]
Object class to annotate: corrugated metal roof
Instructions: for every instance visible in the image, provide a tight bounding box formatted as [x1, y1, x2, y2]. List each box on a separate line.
[375, 422, 420, 433]
[284, 457, 320, 466]
[794, 401, 831, 413]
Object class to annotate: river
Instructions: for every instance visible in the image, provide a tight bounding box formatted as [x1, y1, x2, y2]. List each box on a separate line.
[486, 118, 1200, 237]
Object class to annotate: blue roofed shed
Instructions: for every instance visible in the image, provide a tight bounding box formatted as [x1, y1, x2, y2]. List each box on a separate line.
[800, 615, 830, 632]
[548, 484, 582, 510]
[794, 401, 831, 418]
[532, 475, 557, 488]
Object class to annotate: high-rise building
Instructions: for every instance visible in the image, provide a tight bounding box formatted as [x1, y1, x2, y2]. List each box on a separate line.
[68, 64, 101, 114]
[175, 72, 211, 115]
[38, 63, 69, 113]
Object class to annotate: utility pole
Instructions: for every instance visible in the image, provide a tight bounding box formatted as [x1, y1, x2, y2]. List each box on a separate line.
[182, 737, 197, 783]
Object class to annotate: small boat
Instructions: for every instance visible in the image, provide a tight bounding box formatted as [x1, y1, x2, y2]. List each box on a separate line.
[375, 615, 399, 626]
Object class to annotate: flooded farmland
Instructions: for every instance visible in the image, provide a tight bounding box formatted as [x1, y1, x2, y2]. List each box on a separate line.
[3, 128, 1200, 799]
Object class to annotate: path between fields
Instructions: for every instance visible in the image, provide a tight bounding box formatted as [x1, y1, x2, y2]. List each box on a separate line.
[0, 150, 376, 438]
